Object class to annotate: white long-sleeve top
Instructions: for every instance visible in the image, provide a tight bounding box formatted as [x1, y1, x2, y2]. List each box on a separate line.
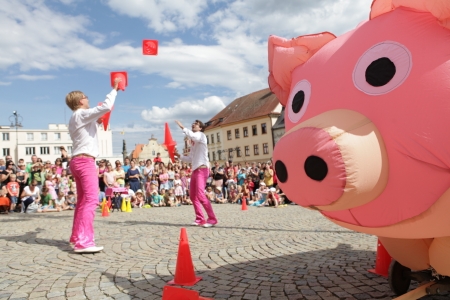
[69, 89, 117, 158]
[180, 128, 210, 170]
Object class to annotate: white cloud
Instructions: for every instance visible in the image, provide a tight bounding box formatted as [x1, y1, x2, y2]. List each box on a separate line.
[11, 74, 55, 81]
[0, 81, 12, 86]
[105, 0, 208, 33]
[141, 95, 226, 124]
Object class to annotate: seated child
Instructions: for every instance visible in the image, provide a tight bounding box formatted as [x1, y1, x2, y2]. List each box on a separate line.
[55, 191, 72, 210]
[150, 190, 165, 207]
[214, 187, 227, 204]
[133, 189, 145, 208]
[0, 187, 10, 214]
[66, 191, 76, 209]
[165, 188, 178, 206]
[205, 186, 215, 202]
[38, 186, 61, 212]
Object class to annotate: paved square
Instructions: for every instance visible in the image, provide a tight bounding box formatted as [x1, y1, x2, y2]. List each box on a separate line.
[0, 205, 444, 299]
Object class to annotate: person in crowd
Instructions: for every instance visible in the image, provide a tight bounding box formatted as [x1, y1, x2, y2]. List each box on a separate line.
[138, 160, 146, 192]
[30, 163, 44, 190]
[167, 163, 175, 189]
[150, 189, 164, 207]
[0, 158, 6, 172]
[122, 157, 131, 182]
[59, 169, 70, 196]
[266, 187, 280, 207]
[123, 182, 136, 204]
[16, 162, 28, 196]
[173, 173, 184, 205]
[114, 161, 125, 188]
[153, 152, 162, 163]
[231, 185, 244, 204]
[263, 163, 274, 188]
[0, 187, 10, 214]
[66, 191, 77, 209]
[65, 77, 121, 253]
[214, 187, 227, 204]
[159, 166, 170, 191]
[143, 159, 153, 190]
[103, 163, 116, 189]
[236, 167, 247, 186]
[126, 160, 141, 192]
[205, 186, 215, 202]
[165, 188, 177, 207]
[97, 160, 107, 192]
[20, 179, 41, 213]
[45, 173, 58, 202]
[133, 189, 145, 208]
[6, 173, 20, 213]
[55, 191, 72, 211]
[211, 161, 224, 190]
[37, 186, 60, 213]
[252, 182, 268, 206]
[54, 158, 64, 175]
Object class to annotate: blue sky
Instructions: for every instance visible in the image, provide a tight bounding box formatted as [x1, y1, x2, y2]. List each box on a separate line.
[0, 0, 372, 155]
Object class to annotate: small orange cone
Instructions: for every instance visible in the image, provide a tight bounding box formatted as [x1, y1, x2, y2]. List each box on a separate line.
[101, 202, 109, 217]
[168, 228, 202, 286]
[368, 239, 391, 277]
[162, 286, 212, 300]
[241, 196, 248, 211]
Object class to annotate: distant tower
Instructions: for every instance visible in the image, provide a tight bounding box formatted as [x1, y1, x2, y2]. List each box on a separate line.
[122, 139, 128, 162]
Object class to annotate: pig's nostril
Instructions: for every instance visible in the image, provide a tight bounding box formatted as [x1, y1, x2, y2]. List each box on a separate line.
[304, 156, 328, 181]
[275, 160, 288, 183]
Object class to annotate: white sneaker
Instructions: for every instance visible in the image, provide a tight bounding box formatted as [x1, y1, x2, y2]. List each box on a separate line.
[203, 223, 216, 228]
[191, 221, 206, 226]
[74, 246, 104, 253]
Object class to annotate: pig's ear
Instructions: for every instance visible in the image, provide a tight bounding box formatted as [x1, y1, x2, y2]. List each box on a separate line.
[371, 0, 450, 30]
[268, 32, 336, 106]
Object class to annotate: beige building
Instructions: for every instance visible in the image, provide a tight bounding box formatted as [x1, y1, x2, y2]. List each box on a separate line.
[129, 135, 172, 164]
[204, 88, 282, 164]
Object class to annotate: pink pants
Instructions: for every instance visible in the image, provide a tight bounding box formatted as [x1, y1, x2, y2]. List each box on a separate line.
[70, 157, 98, 249]
[190, 168, 217, 224]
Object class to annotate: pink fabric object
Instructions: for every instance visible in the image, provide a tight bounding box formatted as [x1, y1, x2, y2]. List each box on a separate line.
[190, 168, 217, 224]
[269, 7, 450, 228]
[105, 187, 128, 197]
[69, 157, 99, 249]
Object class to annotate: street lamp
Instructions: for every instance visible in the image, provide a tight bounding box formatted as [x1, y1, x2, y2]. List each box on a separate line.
[9, 111, 23, 163]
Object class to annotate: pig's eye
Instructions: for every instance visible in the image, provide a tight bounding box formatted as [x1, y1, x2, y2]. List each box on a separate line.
[353, 41, 411, 95]
[287, 80, 311, 123]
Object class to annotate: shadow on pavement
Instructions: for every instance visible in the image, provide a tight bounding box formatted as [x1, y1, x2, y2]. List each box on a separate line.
[0, 228, 72, 252]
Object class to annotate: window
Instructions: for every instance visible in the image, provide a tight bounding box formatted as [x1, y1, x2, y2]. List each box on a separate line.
[26, 147, 35, 155]
[236, 148, 241, 157]
[67, 146, 73, 154]
[261, 123, 267, 134]
[245, 146, 250, 156]
[252, 125, 257, 136]
[263, 143, 269, 154]
[208, 152, 210, 160]
[212, 152, 216, 161]
[227, 130, 232, 140]
[243, 127, 248, 137]
[2, 133, 9, 141]
[67, 132, 71, 140]
[254, 144, 259, 155]
[152, 150, 155, 156]
[211, 134, 214, 144]
[218, 151, 222, 160]
[40, 147, 50, 155]
[217, 132, 220, 143]
[27, 133, 34, 141]
[54, 147, 61, 155]
[2, 148, 10, 156]
[228, 149, 233, 159]
[41, 133, 48, 141]
[206, 135, 209, 144]
[54, 133, 61, 140]
[235, 128, 240, 139]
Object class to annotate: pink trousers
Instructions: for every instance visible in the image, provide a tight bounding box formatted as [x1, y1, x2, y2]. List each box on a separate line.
[190, 168, 217, 224]
[69, 157, 98, 249]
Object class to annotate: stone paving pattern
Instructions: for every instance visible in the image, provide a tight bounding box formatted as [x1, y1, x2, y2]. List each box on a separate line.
[0, 205, 447, 300]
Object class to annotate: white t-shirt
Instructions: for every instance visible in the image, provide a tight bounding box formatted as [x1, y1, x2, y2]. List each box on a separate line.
[55, 197, 65, 206]
[181, 128, 209, 170]
[21, 186, 40, 201]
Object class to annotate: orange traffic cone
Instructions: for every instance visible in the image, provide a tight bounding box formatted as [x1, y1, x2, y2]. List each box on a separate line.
[101, 202, 109, 217]
[162, 286, 212, 300]
[368, 239, 391, 277]
[241, 196, 248, 211]
[168, 228, 202, 286]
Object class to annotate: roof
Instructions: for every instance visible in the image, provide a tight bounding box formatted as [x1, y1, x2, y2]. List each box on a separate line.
[205, 88, 280, 130]
[131, 144, 145, 159]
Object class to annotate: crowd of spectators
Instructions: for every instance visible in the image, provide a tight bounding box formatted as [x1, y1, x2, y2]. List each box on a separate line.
[0, 149, 287, 214]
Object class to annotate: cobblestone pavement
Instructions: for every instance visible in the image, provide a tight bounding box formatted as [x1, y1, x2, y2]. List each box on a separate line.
[0, 205, 447, 300]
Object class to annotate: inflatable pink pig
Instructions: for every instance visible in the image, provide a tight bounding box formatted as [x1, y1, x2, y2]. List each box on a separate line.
[269, 0, 450, 277]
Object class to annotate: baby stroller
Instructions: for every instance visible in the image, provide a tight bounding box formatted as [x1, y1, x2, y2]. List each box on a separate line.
[111, 192, 122, 212]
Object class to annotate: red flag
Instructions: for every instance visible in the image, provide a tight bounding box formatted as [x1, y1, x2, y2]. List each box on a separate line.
[98, 102, 114, 131]
[162, 123, 177, 162]
[142, 40, 158, 55]
[110, 71, 128, 91]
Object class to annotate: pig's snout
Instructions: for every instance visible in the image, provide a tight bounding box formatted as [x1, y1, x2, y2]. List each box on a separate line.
[274, 109, 389, 211]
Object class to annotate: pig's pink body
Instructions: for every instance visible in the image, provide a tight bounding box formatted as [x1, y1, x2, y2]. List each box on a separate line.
[269, 1, 450, 275]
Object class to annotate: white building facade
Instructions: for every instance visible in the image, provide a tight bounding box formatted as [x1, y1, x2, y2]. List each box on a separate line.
[0, 124, 115, 163]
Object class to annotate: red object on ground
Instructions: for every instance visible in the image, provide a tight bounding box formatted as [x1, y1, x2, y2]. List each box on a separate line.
[142, 39, 158, 55]
[241, 196, 248, 211]
[168, 228, 202, 286]
[110, 71, 128, 91]
[162, 122, 177, 163]
[368, 239, 392, 277]
[162, 285, 212, 300]
[97, 102, 114, 131]
[101, 202, 109, 217]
